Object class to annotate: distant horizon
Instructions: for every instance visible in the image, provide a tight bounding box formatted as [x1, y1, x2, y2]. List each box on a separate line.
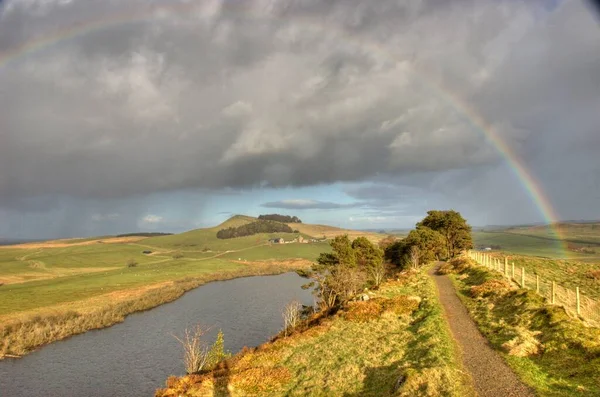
[3, 215, 598, 242]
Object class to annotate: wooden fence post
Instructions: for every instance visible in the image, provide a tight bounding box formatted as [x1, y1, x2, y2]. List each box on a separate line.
[504, 257, 508, 277]
[521, 267, 525, 288]
[536, 274, 540, 294]
[576, 287, 581, 316]
[511, 262, 515, 280]
[552, 281, 556, 304]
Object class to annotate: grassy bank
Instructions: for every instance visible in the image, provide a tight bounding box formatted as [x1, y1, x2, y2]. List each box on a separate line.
[156, 269, 474, 397]
[0, 262, 305, 359]
[441, 258, 600, 396]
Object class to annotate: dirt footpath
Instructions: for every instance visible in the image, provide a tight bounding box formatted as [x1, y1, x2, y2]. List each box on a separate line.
[430, 265, 535, 397]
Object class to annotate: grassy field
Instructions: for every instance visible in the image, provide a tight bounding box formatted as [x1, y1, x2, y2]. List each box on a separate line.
[156, 269, 474, 397]
[507, 222, 600, 245]
[219, 242, 329, 262]
[443, 257, 600, 396]
[287, 223, 386, 245]
[473, 231, 600, 261]
[0, 215, 375, 358]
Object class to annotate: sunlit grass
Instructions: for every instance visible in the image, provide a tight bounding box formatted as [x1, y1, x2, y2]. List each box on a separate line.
[157, 269, 473, 397]
[447, 258, 600, 396]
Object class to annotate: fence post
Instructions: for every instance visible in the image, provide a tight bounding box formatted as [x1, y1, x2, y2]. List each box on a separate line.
[511, 262, 515, 280]
[536, 274, 540, 294]
[521, 267, 525, 288]
[504, 257, 508, 277]
[576, 287, 581, 316]
[552, 281, 556, 304]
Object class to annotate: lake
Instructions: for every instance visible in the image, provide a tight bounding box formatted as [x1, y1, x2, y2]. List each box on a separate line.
[0, 272, 314, 396]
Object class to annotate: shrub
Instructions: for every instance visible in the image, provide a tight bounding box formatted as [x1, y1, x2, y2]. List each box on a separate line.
[127, 259, 137, 268]
[282, 300, 303, 336]
[436, 262, 454, 275]
[172, 251, 184, 259]
[206, 330, 231, 370]
[447, 257, 472, 273]
[174, 325, 211, 374]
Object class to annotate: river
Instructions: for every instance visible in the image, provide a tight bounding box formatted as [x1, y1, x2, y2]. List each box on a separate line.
[0, 272, 314, 396]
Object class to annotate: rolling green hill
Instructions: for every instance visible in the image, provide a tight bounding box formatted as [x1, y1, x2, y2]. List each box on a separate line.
[2, 214, 376, 358]
[143, 215, 311, 251]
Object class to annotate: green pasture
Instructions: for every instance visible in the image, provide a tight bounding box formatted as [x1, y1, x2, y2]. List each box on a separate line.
[220, 242, 330, 261]
[0, 258, 243, 316]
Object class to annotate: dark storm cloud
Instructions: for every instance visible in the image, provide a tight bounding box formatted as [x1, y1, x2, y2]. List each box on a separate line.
[261, 199, 362, 210]
[1, 0, 599, 228]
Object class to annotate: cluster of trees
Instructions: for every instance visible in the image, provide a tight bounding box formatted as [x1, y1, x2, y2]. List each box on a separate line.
[117, 232, 173, 237]
[311, 235, 387, 309]
[258, 214, 302, 223]
[385, 210, 472, 269]
[309, 210, 472, 309]
[216, 220, 294, 239]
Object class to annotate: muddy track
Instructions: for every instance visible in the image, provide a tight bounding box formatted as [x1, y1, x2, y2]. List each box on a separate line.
[430, 264, 535, 397]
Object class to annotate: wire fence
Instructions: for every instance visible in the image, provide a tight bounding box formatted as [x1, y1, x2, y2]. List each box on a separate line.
[468, 250, 600, 327]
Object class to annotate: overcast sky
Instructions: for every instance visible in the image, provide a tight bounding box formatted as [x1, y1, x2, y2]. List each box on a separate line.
[1, 0, 599, 239]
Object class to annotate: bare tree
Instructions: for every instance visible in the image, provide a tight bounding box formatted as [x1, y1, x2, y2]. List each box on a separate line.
[410, 245, 420, 270]
[173, 325, 211, 374]
[282, 300, 302, 336]
[369, 259, 387, 287]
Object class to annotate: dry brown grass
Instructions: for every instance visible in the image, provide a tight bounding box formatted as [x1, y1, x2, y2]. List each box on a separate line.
[469, 279, 512, 298]
[0, 236, 146, 249]
[287, 223, 385, 244]
[501, 327, 543, 357]
[343, 295, 420, 323]
[382, 295, 421, 316]
[344, 300, 384, 322]
[231, 258, 314, 269]
[586, 269, 600, 281]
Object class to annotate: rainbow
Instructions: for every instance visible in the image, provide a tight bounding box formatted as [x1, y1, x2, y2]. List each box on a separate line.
[0, 1, 567, 253]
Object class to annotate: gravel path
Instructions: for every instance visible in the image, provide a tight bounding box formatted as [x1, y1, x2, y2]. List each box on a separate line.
[430, 264, 535, 397]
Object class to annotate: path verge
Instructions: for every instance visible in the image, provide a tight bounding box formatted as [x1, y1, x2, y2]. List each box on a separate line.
[430, 264, 534, 397]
